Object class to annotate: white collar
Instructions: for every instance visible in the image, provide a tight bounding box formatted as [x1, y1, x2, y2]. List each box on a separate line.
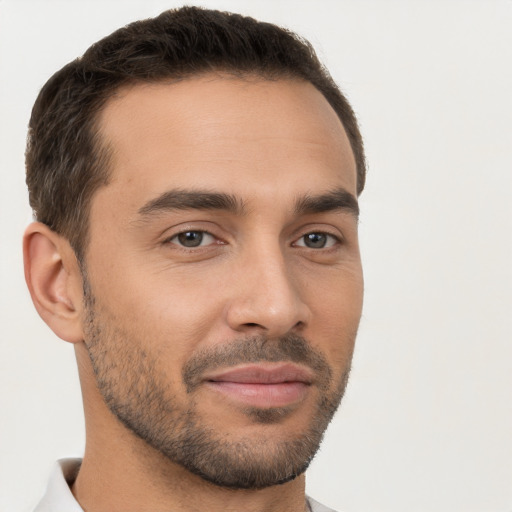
[33, 459, 83, 512]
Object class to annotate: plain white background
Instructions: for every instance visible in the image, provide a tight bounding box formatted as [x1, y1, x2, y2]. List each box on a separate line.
[1, 1, 511, 511]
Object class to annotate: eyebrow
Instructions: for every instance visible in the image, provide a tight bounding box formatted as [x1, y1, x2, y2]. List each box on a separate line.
[294, 188, 359, 218]
[138, 189, 245, 217]
[137, 187, 359, 220]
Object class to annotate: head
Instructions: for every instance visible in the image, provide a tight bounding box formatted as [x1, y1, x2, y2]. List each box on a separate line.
[25, 6, 366, 262]
[24, 7, 366, 490]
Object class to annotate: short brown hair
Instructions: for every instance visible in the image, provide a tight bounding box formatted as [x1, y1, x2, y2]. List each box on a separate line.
[26, 6, 366, 260]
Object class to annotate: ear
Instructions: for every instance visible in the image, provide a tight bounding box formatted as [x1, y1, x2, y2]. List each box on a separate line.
[23, 222, 85, 343]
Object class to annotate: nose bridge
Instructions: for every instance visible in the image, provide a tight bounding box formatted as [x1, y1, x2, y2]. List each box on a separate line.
[226, 237, 310, 336]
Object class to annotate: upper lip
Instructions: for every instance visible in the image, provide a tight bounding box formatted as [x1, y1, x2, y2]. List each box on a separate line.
[204, 363, 314, 385]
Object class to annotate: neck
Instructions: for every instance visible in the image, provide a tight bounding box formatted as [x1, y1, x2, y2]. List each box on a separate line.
[73, 454, 307, 512]
[72, 432, 308, 512]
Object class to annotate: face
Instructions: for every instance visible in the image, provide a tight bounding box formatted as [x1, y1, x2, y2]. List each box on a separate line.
[82, 75, 363, 489]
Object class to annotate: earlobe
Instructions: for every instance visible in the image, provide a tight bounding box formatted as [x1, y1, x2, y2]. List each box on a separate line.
[23, 222, 85, 344]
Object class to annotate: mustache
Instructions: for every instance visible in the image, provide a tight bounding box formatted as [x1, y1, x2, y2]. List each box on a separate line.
[182, 333, 332, 393]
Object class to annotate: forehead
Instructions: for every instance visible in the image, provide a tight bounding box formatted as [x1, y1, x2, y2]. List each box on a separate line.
[94, 75, 357, 209]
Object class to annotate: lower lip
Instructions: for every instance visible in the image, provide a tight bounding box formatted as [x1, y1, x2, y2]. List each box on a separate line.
[205, 381, 310, 408]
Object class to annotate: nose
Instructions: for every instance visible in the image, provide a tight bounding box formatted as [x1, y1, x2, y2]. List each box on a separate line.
[225, 245, 311, 338]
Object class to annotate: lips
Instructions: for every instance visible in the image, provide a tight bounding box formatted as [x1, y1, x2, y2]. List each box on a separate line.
[203, 363, 313, 408]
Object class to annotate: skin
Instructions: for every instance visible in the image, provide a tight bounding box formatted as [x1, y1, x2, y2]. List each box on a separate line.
[24, 75, 363, 512]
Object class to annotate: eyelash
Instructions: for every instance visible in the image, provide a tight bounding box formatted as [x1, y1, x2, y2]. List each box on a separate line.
[164, 229, 342, 250]
[293, 232, 341, 249]
[166, 230, 221, 249]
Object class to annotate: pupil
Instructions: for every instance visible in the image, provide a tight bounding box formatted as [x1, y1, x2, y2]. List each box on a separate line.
[178, 231, 203, 247]
[305, 233, 326, 248]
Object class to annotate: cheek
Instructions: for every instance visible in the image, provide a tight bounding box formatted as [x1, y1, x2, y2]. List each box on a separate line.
[88, 259, 228, 359]
[305, 258, 363, 316]
[305, 265, 363, 364]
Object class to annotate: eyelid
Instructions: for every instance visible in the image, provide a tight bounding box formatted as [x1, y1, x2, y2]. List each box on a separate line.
[291, 221, 345, 242]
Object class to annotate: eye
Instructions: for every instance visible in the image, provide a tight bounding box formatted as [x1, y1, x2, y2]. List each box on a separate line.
[168, 230, 216, 248]
[295, 232, 339, 249]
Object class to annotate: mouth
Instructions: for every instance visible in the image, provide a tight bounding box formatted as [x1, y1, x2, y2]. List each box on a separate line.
[203, 363, 314, 408]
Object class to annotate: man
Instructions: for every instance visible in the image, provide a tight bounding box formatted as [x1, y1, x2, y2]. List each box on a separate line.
[23, 6, 365, 512]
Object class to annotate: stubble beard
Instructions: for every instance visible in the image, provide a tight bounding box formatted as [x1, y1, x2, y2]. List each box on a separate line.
[82, 285, 354, 490]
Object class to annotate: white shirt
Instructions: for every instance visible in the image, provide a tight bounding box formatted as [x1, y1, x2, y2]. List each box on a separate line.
[33, 459, 337, 512]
